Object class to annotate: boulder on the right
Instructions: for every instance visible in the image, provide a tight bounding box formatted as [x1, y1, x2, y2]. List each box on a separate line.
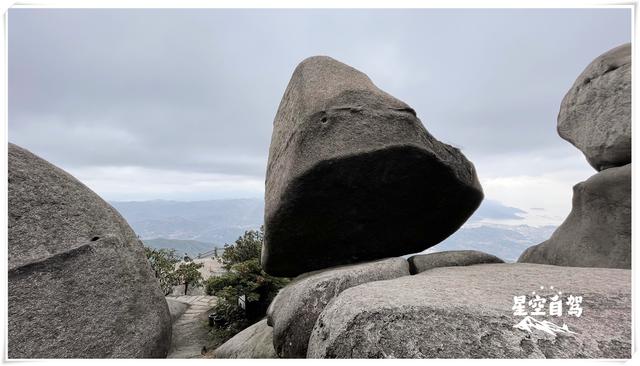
[518, 164, 630, 268]
[307, 263, 631, 358]
[557, 43, 631, 171]
[519, 43, 631, 270]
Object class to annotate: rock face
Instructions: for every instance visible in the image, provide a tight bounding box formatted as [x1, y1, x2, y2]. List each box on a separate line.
[267, 257, 409, 358]
[8, 143, 172, 358]
[307, 263, 631, 358]
[518, 164, 630, 269]
[558, 43, 631, 171]
[166, 298, 189, 323]
[263, 55, 484, 276]
[408, 250, 504, 274]
[213, 319, 277, 359]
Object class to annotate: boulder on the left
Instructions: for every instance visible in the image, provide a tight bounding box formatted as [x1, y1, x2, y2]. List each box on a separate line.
[8, 143, 172, 358]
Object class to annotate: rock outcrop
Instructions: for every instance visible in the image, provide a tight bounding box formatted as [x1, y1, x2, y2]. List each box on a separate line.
[267, 257, 409, 358]
[213, 319, 277, 359]
[558, 43, 631, 171]
[519, 43, 631, 269]
[518, 164, 630, 268]
[8, 143, 172, 358]
[263, 55, 483, 277]
[407, 250, 504, 274]
[307, 263, 631, 358]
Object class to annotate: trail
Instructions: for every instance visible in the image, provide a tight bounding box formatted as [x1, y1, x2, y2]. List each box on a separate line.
[167, 295, 217, 359]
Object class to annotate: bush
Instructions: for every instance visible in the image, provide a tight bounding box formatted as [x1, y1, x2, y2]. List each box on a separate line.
[205, 227, 289, 338]
[217, 227, 263, 270]
[144, 247, 180, 296]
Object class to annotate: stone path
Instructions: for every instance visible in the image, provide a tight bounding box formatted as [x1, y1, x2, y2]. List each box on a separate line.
[167, 295, 217, 359]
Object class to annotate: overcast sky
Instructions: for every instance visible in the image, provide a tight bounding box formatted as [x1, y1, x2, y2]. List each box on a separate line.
[8, 8, 631, 226]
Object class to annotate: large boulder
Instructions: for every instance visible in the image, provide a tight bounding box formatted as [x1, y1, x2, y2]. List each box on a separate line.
[307, 263, 630, 358]
[267, 257, 409, 358]
[558, 43, 631, 171]
[408, 250, 504, 274]
[8, 143, 172, 358]
[213, 319, 277, 359]
[263, 55, 483, 276]
[518, 164, 630, 269]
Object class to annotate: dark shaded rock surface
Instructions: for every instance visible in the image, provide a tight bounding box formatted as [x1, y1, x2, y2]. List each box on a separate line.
[213, 319, 277, 359]
[307, 263, 630, 358]
[263, 55, 483, 276]
[8, 143, 171, 358]
[518, 164, 630, 269]
[408, 250, 504, 274]
[558, 43, 631, 171]
[267, 257, 409, 358]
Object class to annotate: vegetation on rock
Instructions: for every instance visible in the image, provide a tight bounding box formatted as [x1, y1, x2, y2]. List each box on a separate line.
[144, 247, 181, 296]
[205, 227, 289, 343]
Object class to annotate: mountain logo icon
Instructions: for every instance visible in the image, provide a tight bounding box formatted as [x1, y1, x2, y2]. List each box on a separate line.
[513, 316, 576, 336]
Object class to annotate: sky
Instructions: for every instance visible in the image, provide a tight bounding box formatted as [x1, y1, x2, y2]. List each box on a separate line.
[8, 8, 631, 226]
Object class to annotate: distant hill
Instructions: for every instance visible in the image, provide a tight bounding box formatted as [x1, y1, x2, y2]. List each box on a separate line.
[111, 198, 263, 246]
[425, 224, 557, 262]
[142, 238, 223, 258]
[113, 198, 554, 262]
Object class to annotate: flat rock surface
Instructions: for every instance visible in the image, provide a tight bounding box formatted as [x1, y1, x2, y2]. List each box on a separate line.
[558, 43, 631, 171]
[8, 143, 171, 358]
[167, 295, 217, 359]
[307, 263, 630, 358]
[263, 55, 483, 276]
[518, 164, 630, 269]
[267, 257, 409, 357]
[408, 250, 504, 274]
[213, 319, 277, 359]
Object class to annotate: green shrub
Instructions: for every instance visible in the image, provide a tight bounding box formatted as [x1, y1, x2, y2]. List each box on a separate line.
[205, 227, 289, 337]
[144, 247, 180, 296]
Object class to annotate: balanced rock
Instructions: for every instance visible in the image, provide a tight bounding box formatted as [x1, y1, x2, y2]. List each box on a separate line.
[518, 164, 630, 268]
[213, 319, 277, 359]
[263, 56, 483, 276]
[8, 143, 172, 358]
[307, 263, 630, 358]
[408, 250, 504, 274]
[558, 43, 631, 171]
[267, 257, 409, 358]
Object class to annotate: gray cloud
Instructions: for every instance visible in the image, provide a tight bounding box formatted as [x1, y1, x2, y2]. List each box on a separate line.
[8, 8, 631, 210]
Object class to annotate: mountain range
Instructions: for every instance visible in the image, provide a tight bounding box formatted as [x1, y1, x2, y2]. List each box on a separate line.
[141, 238, 220, 258]
[426, 223, 556, 261]
[111, 198, 555, 261]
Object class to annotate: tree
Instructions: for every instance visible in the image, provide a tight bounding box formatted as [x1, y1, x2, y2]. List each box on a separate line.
[176, 260, 204, 295]
[206, 226, 289, 331]
[144, 247, 180, 296]
[217, 226, 263, 270]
